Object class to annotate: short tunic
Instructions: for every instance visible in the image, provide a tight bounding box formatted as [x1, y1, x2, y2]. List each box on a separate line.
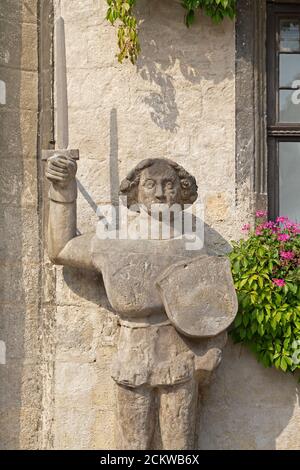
[111, 314, 227, 388]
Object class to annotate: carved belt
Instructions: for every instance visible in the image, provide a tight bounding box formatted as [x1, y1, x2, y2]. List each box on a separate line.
[118, 313, 171, 329]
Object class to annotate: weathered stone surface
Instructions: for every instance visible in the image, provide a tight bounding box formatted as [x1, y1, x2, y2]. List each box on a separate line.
[198, 340, 300, 450]
[0, 304, 40, 360]
[53, 406, 115, 450]
[0, 67, 38, 111]
[55, 267, 108, 308]
[45, 0, 238, 451]
[157, 256, 238, 338]
[0, 158, 38, 207]
[45, 144, 237, 450]
[0, 360, 41, 408]
[0, 262, 40, 304]
[0, 0, 38, 25]
[0, 407, 40, 450]
[55, 305, 117, 362]
[0, 20, 37, 71]
[0, 206, 40, 263]
[0, 1, 41, 450]
[6, 0, 300, 453]
[0, 109, 38, 159]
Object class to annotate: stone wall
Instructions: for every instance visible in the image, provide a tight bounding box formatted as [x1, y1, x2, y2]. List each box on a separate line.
[49, 0, 300, 450]
[50, 0, 237, 449]
[1, 0, 300, 450]
[0, 0, 42, 449]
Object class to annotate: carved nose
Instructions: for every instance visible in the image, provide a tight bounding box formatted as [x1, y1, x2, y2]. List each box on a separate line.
[155, 185, 164, 201]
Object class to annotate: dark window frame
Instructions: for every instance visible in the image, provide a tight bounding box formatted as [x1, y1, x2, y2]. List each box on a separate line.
[267, 1, 300, 219]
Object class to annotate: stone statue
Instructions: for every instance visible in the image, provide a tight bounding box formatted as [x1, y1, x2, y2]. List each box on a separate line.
[45, 156, 237, 450]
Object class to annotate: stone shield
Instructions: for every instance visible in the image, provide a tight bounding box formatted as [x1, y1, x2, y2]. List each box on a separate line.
[156, 255, 238, 338]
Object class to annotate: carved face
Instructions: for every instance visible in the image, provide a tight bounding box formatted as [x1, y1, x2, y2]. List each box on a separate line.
[137, 162, 181, 212]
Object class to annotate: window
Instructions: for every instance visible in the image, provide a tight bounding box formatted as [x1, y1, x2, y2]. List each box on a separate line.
[267, 2, 300, 221]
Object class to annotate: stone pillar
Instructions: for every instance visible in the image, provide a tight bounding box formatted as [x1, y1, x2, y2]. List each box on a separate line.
[0, 0, 42, 449]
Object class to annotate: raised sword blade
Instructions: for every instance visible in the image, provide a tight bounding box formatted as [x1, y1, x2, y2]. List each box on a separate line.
[55, 16, 69, 150]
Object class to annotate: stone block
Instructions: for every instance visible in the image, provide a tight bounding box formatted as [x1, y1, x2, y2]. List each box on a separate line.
[0, 205, 40, 263]
[199, 402, 299, 450]
[0, 303, 40, 360]
[0, 109, 38, 159]
[92, 409, 115, 449]
[0, 359, 42, 408]
[0, 20, 37, 71]
[53, 405, 95, 450]
[0, 67, 38, 111]
[55, 305, 117, 362]
[55, 266, 108, 309]
[0, 158, 38, 207]
[0, 406, 40, 450]
[0, 0, 38, 25]
[55, 361, 99, 407]
[59, 0, 105, 27]
[0, 261, 40, 305]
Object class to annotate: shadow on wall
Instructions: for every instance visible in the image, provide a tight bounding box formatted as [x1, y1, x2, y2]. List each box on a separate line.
[0, 1, 25, 450]
[65, 105, 231, 308]
[62, 104, 298, 449]
[199, 339, 300, 450]
[135, 0, 234, 132]
[57, 1, 298, 450]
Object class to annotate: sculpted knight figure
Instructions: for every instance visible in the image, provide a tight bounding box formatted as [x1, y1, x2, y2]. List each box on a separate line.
[46, 156, 237, 450]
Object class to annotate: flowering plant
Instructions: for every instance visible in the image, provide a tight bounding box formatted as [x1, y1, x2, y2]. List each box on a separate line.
[230, 212, 300, 373]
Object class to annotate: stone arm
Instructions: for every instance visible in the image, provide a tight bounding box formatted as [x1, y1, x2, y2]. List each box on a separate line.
[46, 155, 95, 271]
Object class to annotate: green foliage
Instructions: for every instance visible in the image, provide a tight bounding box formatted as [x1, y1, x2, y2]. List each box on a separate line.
[182, 0, 236, 27]
[106, 0, 236, 64]
[230, 214, 300, 375]
[106, 0, 140, 64]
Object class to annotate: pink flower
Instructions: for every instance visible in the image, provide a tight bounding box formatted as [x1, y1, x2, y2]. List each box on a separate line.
[284, 221, 295, 230]
[256, 210, 267, 218]
[280, 251, 295, 260]
[242, 224, 251, 232]
[278, 234, 290, 242]
[276, 216, 289, 223]
[272, 279, 286, 288]
[255, 229, 262, 236]
[263, 222, 275, 229]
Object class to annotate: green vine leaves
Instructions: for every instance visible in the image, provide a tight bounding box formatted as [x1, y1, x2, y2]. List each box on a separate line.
[106, 0, 140, 64]
[106, 0, 236, 64]
[182, 0, 236, 27]
[230, 215, 300, 376]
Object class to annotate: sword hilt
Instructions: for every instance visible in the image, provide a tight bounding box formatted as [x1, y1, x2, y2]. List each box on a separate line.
[42, 149, 79, 161]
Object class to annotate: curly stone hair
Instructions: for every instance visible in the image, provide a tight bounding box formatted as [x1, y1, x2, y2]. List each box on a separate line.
[119, 158, 198, 209]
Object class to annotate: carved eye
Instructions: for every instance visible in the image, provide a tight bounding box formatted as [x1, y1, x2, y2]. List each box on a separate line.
[145, 180, 155, 189]
[181, 179, 191, 189]
[165, 181, 174, 190]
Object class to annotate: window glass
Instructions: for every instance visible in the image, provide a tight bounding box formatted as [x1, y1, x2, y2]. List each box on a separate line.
[279, 89, 300, 122]
[279, 141, 300, 221]
[279, 54, 300, 87]
[280, 19, 300, 52]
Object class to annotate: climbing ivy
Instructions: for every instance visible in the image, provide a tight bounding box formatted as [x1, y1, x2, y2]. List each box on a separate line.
[106, 0, 236, 64]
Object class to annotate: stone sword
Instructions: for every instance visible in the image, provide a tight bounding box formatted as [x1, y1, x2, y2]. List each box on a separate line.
[42, 16, 79, 162]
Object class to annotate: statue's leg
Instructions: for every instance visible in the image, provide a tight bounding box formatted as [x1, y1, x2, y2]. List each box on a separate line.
[115, 384, 156, 450]
[158, 380, 198, 450]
